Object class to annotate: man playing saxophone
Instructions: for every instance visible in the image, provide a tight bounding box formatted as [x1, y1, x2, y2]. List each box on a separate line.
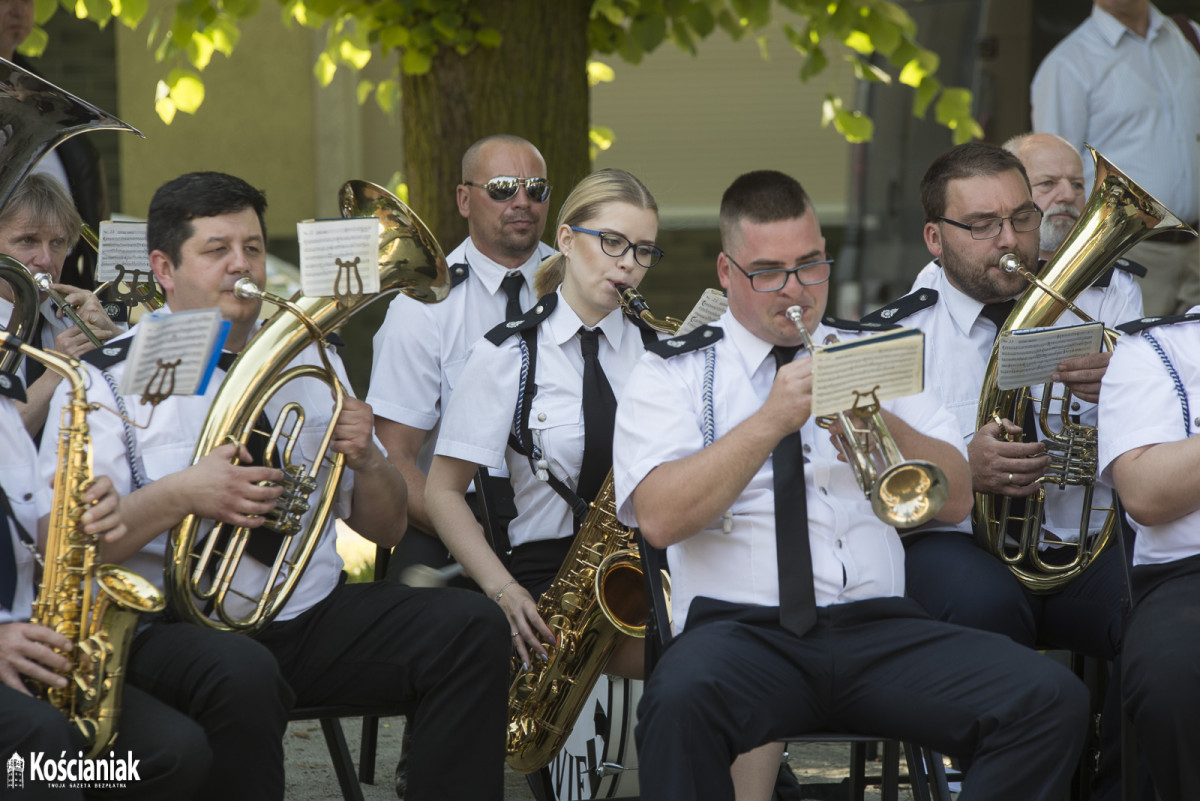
[861, 142, 1146, 800]
[39, 171, 511, 801]
[0, 358, 208, 799]
[613, 168, 1089, 801]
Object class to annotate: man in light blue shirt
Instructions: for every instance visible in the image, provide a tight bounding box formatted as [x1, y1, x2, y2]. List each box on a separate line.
[1032, 0, 1200, 316]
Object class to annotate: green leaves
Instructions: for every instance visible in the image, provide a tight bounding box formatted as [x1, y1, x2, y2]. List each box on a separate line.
[154, 68, 205, 124]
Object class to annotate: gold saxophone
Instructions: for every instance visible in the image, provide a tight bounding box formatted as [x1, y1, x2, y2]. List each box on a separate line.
[974, 146, 1198, 592]
[506, 285, 673, 774]
[1, 261, 165, 759]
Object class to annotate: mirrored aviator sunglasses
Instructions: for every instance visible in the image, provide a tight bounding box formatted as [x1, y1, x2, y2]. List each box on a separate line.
[465, 176, 553, 203]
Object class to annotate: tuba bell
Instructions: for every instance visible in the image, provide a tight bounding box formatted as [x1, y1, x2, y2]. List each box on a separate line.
[165, 180, 449, 632]
[974, 146, 1197, 592]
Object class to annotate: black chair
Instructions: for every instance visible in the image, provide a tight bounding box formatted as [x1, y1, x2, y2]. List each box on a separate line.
[288, 543, 408, 801]
[637, 534, 954, 801]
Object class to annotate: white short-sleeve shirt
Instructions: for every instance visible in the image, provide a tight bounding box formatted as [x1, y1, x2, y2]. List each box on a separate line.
[612, 310, 966, 633]
[0, 397, 50, 624]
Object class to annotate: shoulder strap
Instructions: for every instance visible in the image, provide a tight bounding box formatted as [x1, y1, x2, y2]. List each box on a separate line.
[485, 293, 557, 346]
[0, 372, 26, 402]
[1171, 13, 1200, 57]
[1116, 312, 1200, 335]
[449, 262, 470, 288]
[860, 289, 939, 325]
[81, 338, 132, 368]
[822, 314, 901, 333]
[645, 325, 723, 358]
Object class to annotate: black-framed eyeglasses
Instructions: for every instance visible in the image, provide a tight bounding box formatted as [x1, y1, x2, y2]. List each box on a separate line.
[724, 252, 833, 293]
[462, 176, 552, 203]
[569, 226, 665, 268]
[937, 206, 1043, 240]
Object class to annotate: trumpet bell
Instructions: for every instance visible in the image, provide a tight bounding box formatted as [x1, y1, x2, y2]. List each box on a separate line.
[871, 460, 950, 529]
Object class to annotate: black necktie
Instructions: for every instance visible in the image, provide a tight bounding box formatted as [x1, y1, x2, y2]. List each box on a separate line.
[577, 327, 617, 507]
[979, 299, 1016, 340]
[216, 352, 283, 565]
[0, 493, 16, 610]
[770, 345, 817, 637]
[501, 273, 525, 321]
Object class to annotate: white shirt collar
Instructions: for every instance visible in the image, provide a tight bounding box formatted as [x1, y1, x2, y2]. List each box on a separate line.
[721, 308, 785, 375]
[463, 238, 547, 295]
[546, 289, 630, 351]
[1091, 2, 1166, 46]
[928, 262, 1000, 338]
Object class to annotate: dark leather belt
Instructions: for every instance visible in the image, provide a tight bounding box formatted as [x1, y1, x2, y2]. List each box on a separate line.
[1152, 226, 1200, 245]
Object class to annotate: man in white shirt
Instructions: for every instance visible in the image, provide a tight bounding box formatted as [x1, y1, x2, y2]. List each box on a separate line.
[42, 172, 510, 801]
[613, 169, 1089, 801]
[368, 134, 556, 583]
[1099, 309, 1200, 801]
[863, 142, 1143, 801]
[1032, 0, 1200, 315]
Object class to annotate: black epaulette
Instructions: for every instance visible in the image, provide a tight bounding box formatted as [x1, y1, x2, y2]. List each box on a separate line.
[822, 315, 900, 333]
[325, 332, 345, 351]
[81, 338, 132, 368]
[484, 293, 557, 345]
[449, 262, 470, 288]
[0, 371, 26, 402]
[860, 289, 939, 325]
[645, 325, 723, 357]
[1091, 257, 1147, 288]
[1116, 313, 1200, 335]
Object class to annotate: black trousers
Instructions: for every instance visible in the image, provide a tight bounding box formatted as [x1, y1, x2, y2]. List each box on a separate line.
[905, 532, 1131, 801]
[636, 596, 1089, 801]
[125, 621, 292, 801]
[255, 577, 511, 801]
[0, 681, 210, 800]
[1122, 561, 1200, 801]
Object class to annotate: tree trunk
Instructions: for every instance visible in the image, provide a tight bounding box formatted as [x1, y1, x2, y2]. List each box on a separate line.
[400, 0, 592, 251]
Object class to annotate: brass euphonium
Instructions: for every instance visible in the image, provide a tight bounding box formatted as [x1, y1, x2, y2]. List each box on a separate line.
[506, 284, 669, 775]
[785, 306, 949, 528]
[166, 180, 450, 632]
[2, 263, 165, 759]
[974, 146, 1197, 593]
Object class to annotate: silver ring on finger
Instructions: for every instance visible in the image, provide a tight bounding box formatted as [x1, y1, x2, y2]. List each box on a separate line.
[1007, 472, 1015, 485]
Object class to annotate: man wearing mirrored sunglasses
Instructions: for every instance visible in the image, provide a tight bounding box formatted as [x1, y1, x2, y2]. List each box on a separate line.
[367, 133, 557, 791]
[862, 141, 1146, 801]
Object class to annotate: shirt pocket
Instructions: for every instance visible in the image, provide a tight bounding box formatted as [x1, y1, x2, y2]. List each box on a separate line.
[527, 395, 584, 483]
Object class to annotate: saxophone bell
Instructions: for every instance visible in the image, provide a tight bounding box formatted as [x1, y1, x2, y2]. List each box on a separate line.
[784, 306, 949, 529]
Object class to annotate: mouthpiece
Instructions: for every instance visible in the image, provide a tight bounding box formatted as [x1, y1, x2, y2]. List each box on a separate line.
[999, 253, 1021, 273]
[32, 272, 52, 291]
[233, 277, 263, 299]
[785, 305, 804, 325]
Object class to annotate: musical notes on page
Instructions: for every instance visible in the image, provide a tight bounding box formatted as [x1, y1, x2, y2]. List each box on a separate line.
[118, 309, 229, 402]
[996, 322, 1104, 390]
[811, 328, 925, 418]
[297, 218, 382, 299]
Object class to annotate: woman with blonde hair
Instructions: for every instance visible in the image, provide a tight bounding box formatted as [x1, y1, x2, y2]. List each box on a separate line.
[427, 167, 663, 676]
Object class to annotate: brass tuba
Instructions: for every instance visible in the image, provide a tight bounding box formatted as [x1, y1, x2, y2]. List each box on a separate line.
[166, 180, 449, 632]
[974, 146, 1197, 592]
[505, 284, 669, 774]
[0, 255, 38, 374]
[2, 263, 165, 759]
[785, 306, 949, 528]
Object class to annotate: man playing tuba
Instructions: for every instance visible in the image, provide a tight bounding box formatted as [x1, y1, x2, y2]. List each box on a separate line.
[862, 142, 1146, 801]
[38, 172, 512, 800]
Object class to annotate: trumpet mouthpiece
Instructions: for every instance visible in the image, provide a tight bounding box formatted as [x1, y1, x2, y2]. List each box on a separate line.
[233, 276, 262, 299]
[785, 305, 804, 323]
[999, 253, 1021, 273]
[32, 272, 52, 290]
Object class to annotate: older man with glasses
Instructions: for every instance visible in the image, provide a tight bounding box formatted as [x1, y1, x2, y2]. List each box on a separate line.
[861, 141, 1146, 801]
[366, 133, 556, 794]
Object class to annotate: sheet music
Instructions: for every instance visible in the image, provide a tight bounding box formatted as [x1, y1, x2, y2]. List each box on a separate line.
[96, 221, 153, 282]
[118, 309, 229, 398]
[297, 218, 382, 297]
[678, 288, 728, 334]
[996, 322, 1104, 390]
[811, 328, 925, 417]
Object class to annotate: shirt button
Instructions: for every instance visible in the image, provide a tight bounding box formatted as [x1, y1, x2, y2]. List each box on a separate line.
[819, 487, 828, 496]
[802, 444, 811, 454]
[1194, 417, 1200, 430]
[537, 412, 547, 422]
[835, 539, 844, 549]
[23, 493, 32, 501]
[1071, 402, 1080, 411]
